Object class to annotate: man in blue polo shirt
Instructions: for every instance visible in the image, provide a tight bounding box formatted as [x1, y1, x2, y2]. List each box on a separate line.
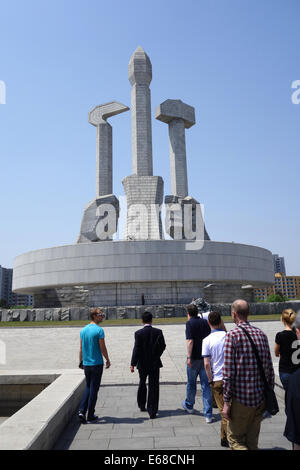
[182, 304, 213, 422]
[78, 307, 110, 424]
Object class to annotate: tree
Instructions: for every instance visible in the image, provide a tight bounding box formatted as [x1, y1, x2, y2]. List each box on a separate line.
[0, 298, 9, 308]
[266, 291, 288, 303]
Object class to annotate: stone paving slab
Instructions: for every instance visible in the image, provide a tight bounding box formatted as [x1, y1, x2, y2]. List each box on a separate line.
[69, 439, 110, 450]
[154, 435, 201, 449]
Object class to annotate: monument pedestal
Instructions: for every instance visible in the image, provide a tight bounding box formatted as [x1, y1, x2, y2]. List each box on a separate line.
[13, 240, 274, 307]
[77, 194, 119, 242]
[122, 175, 164, 240]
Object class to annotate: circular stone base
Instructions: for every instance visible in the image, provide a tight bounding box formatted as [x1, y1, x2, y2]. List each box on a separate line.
[13, 240, 274, 307]
[32, 282, 256, 308]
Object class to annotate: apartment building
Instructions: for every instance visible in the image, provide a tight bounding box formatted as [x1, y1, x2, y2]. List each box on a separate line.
[273, 254, 286, 275]
[254, 273, 300, 301]
[0, 265, 33, 307]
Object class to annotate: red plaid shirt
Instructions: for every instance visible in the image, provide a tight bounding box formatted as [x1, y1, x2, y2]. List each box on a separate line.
[223, 321, 274, 407]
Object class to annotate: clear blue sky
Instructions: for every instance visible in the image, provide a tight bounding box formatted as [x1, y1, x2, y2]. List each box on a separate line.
[0, 0, 299, 275]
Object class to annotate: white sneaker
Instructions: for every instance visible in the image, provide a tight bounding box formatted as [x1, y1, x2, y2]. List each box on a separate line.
[182, 400, 194, 414]
[205, 417, 213, 423]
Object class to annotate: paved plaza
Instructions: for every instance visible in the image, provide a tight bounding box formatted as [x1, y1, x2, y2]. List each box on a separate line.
[52, 384, 288, 451]
[0, 320, 292, 450]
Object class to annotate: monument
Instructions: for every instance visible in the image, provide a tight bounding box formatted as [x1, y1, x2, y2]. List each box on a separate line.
[12, 47, 274, 313]
[155, 99, 210, 241]
[123, 46, 164, 240]
[77, 101, 129, 242]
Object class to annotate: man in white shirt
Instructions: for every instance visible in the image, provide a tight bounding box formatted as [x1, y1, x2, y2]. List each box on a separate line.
[202, 311, 228, 448]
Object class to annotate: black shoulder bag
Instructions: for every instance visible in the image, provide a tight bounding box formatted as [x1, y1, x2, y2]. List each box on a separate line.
[238, 325, 279, 416]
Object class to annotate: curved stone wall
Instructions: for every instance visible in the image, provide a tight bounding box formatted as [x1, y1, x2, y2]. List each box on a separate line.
[13, 240, 274, 298]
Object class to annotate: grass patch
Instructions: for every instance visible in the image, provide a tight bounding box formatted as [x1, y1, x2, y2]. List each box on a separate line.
[0, 314, 281, 328]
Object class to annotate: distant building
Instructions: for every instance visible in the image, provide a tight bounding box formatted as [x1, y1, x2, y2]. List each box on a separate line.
[10, 292, 34, 307]
[274, 273, 300, 300]
[273, 254, 286, 275]
[254, 253, 292, 301]
[0, 265, 33, 307]
[0, 265, 13, 305]
[254, 273, 300, 301]
[254, 285, 274, 301]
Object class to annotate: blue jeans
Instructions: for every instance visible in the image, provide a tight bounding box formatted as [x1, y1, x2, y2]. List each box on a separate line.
[184, 359, 212, 418]
[279, 372, 291, 392]
[79, 364, 103, 420]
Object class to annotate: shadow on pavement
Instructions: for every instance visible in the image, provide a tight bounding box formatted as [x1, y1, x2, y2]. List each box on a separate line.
[96, 416, 145, 424]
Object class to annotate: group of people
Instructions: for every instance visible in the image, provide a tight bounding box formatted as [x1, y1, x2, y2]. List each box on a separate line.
[181, 300, 275, 450]
[77, 301, 300, 451]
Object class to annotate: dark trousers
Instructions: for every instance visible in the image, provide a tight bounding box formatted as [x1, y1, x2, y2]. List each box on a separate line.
[280, 372, 292, 415]
[137, 368, 160, 417]
[79, 364, 103, 420]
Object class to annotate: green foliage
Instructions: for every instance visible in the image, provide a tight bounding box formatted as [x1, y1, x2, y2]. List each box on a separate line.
[0, 298, 9, 308]
[266, 291, 288, 303]
[11, 305, 30, 309]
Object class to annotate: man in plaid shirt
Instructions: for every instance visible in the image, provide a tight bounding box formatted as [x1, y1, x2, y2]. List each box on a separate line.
[222, 299, 274, 450]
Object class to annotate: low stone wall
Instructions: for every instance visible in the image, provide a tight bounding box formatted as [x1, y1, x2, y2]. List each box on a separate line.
[0, 307, 89, 322]
[0, 372, 85, 450]
[1, 301, 300, 322]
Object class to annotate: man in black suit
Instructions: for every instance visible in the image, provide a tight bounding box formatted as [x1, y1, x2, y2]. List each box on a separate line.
[130, 311, 166, 419]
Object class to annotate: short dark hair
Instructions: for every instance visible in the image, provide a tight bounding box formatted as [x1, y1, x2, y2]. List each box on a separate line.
[187, 304, 198, 317]
[142, 311, 153, 324]
[208, 311, 222, 327]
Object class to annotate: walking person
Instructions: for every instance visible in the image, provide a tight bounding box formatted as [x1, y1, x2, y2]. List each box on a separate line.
[130, 312, 166, 419]
[182, 304, 213, 422]
[222, 299, 275, 450]
[202, 311, 228, 447]
[284, 311, 300, 450]
[274, 309, 300, 396]
[78, 307, 110, 424]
